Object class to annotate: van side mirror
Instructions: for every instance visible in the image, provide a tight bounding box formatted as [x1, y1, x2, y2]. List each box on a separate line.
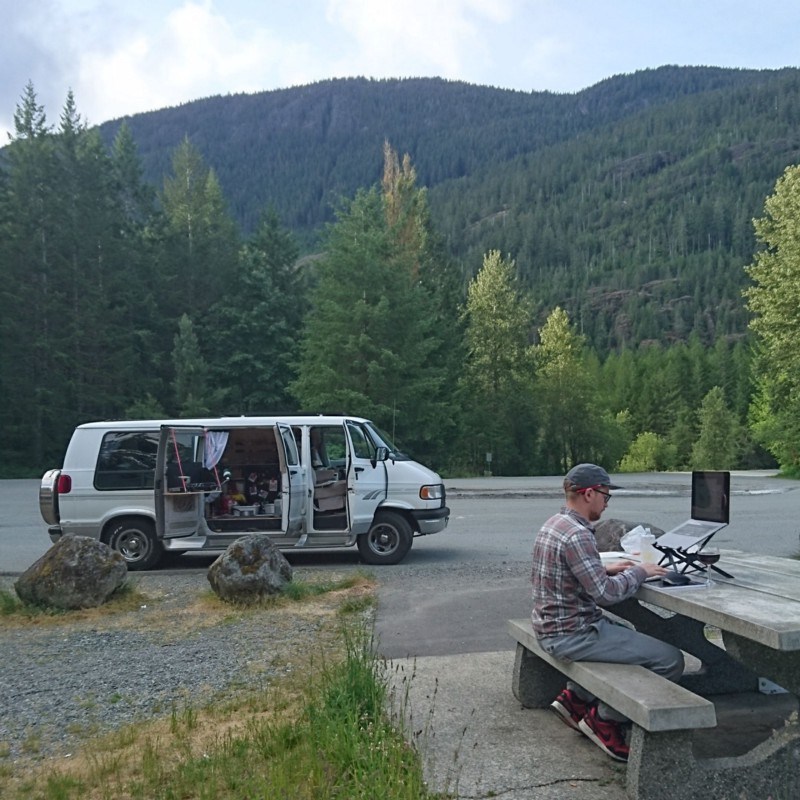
[371, 446, 389, 467]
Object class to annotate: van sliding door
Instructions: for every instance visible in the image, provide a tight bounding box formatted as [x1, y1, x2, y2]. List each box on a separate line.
[155, 425, 206, 539]
[275, 423, 305, 534]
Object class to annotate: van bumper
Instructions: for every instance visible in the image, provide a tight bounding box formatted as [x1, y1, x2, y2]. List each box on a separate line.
[411, 507, 450, 535]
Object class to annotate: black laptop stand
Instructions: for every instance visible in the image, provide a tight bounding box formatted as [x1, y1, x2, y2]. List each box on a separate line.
[654, 542, 735, 580]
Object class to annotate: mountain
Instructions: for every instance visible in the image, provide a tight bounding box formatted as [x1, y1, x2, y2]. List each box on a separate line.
[96, 67, 800, 349]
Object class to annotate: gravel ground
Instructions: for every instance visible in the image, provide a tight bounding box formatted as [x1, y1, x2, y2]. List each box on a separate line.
[0, 570, 362, 764]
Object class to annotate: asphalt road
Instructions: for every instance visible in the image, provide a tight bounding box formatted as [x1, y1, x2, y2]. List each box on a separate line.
[3, 470, 798, 573]
[3, 471, 799, 655]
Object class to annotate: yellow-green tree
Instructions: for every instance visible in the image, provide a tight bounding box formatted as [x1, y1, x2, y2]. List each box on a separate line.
[534, 307, 626, 473]
[457, 250, 536, 474]
[744, 164, 800, 473]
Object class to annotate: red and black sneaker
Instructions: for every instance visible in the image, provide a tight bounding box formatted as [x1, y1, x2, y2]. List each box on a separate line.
[578, 706, 630, 762]
[549, 688, 590, 731]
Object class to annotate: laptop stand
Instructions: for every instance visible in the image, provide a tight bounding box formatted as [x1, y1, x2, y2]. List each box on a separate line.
[654, 543, 735, 580]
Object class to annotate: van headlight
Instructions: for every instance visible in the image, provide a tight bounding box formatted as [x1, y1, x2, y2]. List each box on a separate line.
[419, 484, 443, 501]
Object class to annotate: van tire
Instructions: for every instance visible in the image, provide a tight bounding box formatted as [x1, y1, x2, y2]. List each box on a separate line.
[106, 518, 162, 570]
[357, 511, 412, 565]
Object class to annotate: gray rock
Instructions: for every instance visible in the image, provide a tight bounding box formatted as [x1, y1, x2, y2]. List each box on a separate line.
[14, 535, 127, 609]
[594, 518, 665, 551]
[207, 535, 293, 603]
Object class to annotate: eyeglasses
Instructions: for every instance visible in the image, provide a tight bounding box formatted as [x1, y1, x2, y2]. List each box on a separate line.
[576, 485, 611, 504]
[594, 488, 611, 504]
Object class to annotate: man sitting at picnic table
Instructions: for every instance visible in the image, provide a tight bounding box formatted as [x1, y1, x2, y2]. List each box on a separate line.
[530, 463, 684, 761]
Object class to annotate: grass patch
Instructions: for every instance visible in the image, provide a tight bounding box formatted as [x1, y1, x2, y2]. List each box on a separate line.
[0, 588, 22, 616]
[2, 619, 442, 800]
[0, 580, 149, 626]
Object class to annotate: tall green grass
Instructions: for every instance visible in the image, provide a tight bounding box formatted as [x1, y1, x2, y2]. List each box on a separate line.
[3, 620, 442, 800]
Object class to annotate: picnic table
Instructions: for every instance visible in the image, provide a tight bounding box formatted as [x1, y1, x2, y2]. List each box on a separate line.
[510, 549, 800, 799]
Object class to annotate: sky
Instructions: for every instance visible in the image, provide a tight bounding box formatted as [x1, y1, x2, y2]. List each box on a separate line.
[3, 0, 800, 141]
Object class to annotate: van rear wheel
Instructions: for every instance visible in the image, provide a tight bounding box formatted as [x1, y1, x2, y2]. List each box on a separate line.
[106, 518, 162, 570]
[357, 511, 412, 565]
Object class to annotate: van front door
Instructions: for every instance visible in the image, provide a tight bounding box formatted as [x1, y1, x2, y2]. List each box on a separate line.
[155, 425, 206, 539]
[345, 419, 388, 534]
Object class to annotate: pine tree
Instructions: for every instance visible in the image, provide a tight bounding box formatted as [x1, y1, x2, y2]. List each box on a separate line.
[458, 250, 536, 474]
[207, 209, 304, 412]
[290, 186, 446, 461]
[172, 314, 226, 416]
[159, 137, 240, 320]
[533, 307, 623, 472]
[690, 386, 740, 469]
[0, 82, 59, 468]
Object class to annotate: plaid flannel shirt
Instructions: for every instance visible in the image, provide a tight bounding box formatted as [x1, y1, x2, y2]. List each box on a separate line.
[531, 506, 648, 638]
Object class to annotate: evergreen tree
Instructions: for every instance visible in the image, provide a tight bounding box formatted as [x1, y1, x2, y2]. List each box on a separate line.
[159, 137, 240, 321]
[290, 187, 447, 463]
[0, 82, 60, 468]
[172, 314, 226, 416]
[690, 386, 740, 469]
[458, 250, 536, 475]
[108, 123, 166, 406]
[208, 209, 304, 412]
[533, 307, 623, 472]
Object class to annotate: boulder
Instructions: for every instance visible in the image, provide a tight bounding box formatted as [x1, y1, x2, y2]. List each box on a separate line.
[207, 535, 293, 603]
[594, 518, 665, 551]
[14, 535, 127, 610]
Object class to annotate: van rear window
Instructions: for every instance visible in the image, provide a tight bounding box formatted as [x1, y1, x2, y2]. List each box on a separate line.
[95, 431, 159, 490]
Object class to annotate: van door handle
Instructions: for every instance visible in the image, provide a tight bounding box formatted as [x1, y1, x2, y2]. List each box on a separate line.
[354, 467, 364, 473]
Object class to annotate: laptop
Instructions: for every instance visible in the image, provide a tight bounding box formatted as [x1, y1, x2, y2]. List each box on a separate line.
[655, 471, 730, 551]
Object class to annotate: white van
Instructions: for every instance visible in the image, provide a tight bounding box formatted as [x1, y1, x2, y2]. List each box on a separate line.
[39, 415, 449, 569]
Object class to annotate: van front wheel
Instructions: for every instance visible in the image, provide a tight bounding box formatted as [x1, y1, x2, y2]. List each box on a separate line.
[357, 512, 412, 565]
[106, 518, 162, 570]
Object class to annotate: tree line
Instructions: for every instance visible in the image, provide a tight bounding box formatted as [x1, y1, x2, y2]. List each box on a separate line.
[0, 84, 792, 477]
[88, 69, 800, 353]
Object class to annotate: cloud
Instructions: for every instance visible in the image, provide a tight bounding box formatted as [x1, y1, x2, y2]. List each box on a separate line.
[0, 0, 325, 138]
[76, 2, 319, 124]
[2, 0, 799, 142]
[325, 0, 516, 82]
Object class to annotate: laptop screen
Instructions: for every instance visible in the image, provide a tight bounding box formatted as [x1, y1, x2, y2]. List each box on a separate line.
[690, 471, 730, 524]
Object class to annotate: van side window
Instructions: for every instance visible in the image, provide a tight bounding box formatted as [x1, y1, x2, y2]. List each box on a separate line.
[280, 427, 299, 466]
[310, 425, 349, 468]
[95, 431, 159, 490]
[346, 422, 375, 460]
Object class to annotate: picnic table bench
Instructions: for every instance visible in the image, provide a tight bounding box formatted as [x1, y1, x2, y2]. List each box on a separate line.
[509, 550, 800, 800]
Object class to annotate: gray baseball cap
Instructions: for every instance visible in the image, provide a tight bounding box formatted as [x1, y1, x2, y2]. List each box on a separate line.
[565, 463, 622, 490]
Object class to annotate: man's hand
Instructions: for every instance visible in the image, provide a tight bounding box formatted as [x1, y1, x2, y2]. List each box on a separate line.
[606, 560, 668, 578]
[638, 562, 669, 578]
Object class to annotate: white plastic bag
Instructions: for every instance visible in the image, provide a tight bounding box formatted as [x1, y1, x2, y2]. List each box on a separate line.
[620, 525, 648, 555]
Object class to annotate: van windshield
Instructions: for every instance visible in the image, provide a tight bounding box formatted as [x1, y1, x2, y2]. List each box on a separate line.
[366, 424, 411, 460]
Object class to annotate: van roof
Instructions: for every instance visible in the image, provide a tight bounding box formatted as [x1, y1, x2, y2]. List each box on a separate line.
[76, 415, 371, 430]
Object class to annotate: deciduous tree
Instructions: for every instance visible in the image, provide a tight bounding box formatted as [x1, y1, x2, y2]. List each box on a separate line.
[744, 164, 800, 472]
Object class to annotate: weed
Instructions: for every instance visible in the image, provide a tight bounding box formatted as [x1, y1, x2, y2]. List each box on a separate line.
[338, 593, 375, 615]
[0, 589, 21, 616]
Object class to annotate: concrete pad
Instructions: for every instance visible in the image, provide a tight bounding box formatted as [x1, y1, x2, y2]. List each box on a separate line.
[388, 650, 629, 800]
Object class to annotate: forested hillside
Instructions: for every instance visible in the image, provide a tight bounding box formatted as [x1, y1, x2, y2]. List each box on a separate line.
[2, 68, 798, 476]
[92, 67, 800, 350]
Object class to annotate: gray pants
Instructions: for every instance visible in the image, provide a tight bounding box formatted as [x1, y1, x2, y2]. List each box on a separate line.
[538, 616, 685, 722]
